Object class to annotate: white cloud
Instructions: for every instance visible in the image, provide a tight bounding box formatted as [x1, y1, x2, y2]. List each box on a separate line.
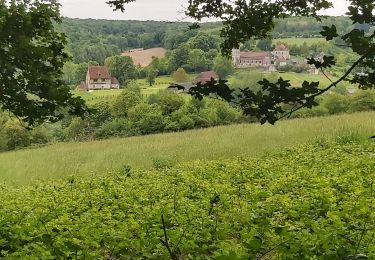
[60, 0, 350, 21]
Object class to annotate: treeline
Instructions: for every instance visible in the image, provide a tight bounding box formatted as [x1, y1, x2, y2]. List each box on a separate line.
[62, 31, 234, 87]
[272, 16, 355, 38]
[59, 17, 358, 64]
[58, 19, 197, 64]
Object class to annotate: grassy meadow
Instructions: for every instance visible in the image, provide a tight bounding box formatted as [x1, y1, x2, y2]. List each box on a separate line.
[74, 72, 344, 106]
[0, 112, 374, 185]
[72, 76, 175, 105]
[273, 37, 326, 45]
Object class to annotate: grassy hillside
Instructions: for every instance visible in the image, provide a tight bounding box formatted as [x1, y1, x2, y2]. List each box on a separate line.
[0, 112, 374, 185]
[273, 37, 326, 46]
[1, 141, 374, 258]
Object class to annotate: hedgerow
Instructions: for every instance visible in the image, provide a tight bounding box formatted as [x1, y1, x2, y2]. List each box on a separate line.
[1, 142, 374, 259]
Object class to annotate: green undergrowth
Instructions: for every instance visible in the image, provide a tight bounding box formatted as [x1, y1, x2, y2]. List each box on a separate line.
[1, 141, 374, 259]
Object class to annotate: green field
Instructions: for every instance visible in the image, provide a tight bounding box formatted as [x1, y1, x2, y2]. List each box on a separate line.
[1, 140, 374, 258]
[273, 37, 327, 46]
[275, 72, 346, 87]
[1, 112, 374, 185]
[74, 72, 344, 106]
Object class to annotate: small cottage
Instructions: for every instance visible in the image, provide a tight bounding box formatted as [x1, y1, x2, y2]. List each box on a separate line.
[77, 66, 120, 91]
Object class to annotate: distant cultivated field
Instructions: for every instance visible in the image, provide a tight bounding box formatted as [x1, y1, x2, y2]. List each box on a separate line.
[0, 112, 374, 185]
[273, 37, 326, 46]
[122, 47, 167, 67]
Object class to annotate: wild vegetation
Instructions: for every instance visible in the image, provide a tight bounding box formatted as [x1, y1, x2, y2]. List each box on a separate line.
[1, 140, 374, 258]
[0, 112, 374, 185]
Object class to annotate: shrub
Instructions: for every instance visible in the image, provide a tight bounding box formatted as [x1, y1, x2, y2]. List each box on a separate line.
[111, 84, 142, 118]
[128, 103, 165, 134]
[349, 90, 375, 112]
[148, 90, 185, 115]
[323, 93, 350, 114]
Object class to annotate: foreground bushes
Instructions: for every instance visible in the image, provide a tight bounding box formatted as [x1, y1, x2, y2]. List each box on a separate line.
[1, 141, 374, 258]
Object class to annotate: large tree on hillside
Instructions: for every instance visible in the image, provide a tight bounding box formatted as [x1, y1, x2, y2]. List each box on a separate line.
[108, 0, 374, 124]
[0, 0, 87, 125]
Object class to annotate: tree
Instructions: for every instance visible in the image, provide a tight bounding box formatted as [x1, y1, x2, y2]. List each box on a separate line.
[188, 49, 210, 72]
[168, 44, 190, 72]
[146, 67, 158, 86]
[109, 0, 374, 124]
[104, 55, 136, 85]
[0, 0, 87, 125]
[256, 38, 273, 51]
[213, 56, 235, 79]
[189, 32, 219, 52]
[111, 84, 142, 118]
[172, 68, 189, 83]
[148, 90, 185, 115]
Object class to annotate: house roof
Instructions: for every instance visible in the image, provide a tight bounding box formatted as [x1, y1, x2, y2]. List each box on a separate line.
[111, 77, 119, 85]
[277, 56, 287, 62]
[274, 44, 289, 51]
[195, 71, 219, 84]
[239, 51, 269, 59]
[88, 66, 111, 80]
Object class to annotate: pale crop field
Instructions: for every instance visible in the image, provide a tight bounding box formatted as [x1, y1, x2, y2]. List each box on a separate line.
[0, 112, 374, 185]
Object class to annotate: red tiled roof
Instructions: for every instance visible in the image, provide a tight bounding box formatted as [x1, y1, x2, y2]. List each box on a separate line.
[239, 51, 269, 59]
[196, 71, 219, 83]
[88, 66, 111, 80]
[111, 77, 119, 85]
[274, 44, 289, 51]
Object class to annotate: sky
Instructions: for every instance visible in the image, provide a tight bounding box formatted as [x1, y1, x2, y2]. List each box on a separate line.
[60, 0, 350, 21]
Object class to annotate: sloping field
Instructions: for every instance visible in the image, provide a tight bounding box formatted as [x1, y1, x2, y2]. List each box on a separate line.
[0, 112, 374, 185]
[122, 47, 167, 67]
[1, 141, 374, 258]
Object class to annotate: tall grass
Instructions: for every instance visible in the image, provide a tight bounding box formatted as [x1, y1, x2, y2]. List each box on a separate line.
[0, 112, 374, 185]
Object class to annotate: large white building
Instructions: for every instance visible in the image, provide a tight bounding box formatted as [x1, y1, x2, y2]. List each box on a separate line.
[232, 49, 272, 68]
[232, 44, 291, 68]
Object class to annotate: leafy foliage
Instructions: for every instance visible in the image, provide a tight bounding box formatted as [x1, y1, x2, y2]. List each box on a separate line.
[1, 142, 374, 258]
[104, 55, 137, 85]
[0, 0, 87, 125]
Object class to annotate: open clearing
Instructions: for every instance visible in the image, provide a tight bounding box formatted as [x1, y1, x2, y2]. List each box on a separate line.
[0, 112, 374, 185]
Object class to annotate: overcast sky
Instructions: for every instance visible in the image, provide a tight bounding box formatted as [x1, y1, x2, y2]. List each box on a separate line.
[60, 0, 350, 21]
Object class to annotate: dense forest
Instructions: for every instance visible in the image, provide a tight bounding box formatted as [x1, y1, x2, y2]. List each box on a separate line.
[58, 16, 361, 64]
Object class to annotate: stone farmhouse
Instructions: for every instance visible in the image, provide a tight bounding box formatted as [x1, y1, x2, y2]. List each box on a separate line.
[77, 66, 120, 91]
[232, 44, 291, 69]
